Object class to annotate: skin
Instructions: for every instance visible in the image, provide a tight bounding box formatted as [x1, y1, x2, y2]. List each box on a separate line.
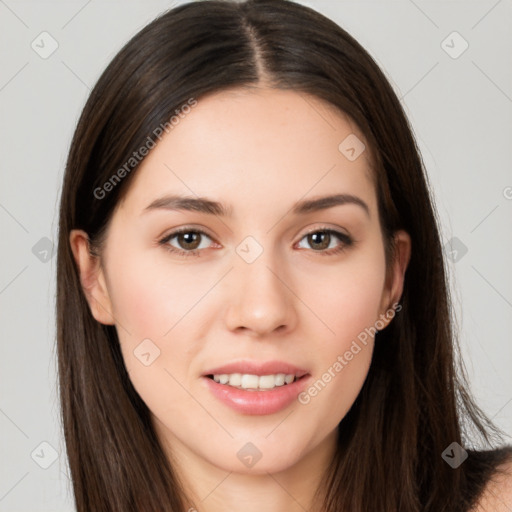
[70, 87, 412, 512]
[471, 459, 512, 512]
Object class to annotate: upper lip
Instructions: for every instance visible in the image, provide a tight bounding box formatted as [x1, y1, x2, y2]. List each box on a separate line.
[203, 360, 309, 378]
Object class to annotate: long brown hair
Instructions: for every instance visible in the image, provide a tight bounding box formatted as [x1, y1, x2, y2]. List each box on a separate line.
[56, 1, 511, 510]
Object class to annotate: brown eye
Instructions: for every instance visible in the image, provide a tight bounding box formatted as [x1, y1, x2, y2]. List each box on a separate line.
[176, 231, 202, 250]
[296, 229, 353, 255]
[307, 231, 331, 251]
[159, 229, 215, 256]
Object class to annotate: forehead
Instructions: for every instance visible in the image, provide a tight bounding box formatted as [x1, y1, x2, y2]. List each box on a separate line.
[116, 87, 377, 218]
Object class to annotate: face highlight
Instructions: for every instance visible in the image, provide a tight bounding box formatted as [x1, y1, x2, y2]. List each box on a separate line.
[70, 87, 410, 493]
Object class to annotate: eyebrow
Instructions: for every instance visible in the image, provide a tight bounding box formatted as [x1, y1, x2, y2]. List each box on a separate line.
[143, 193, 370, 218]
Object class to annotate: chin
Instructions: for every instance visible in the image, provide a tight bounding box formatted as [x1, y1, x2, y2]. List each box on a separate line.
[201, 436, 314, 476]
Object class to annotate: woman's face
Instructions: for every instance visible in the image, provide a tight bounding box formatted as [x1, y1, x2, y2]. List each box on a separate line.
[71, 87, 410, 478]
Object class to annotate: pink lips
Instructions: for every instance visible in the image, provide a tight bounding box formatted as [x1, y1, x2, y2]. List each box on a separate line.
[201, 360, 311, 415]
[202, 360, 309, 378]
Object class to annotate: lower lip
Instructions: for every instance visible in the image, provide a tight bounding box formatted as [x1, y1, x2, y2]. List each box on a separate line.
[202, 375, 311, 415]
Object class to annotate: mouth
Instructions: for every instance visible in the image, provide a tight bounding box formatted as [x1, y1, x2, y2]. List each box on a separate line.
[202, 360, 309, 391]
[201, 360, 311, 414]
[202, 370, 312, 415]
[205, 372, 308, 391]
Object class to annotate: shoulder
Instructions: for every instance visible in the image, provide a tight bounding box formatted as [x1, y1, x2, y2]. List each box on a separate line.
[470, 452, 512, 512]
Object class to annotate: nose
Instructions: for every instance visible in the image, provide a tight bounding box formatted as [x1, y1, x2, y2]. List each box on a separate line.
[224, 247, 298, 337]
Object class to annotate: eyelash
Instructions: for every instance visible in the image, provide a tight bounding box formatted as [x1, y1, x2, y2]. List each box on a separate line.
[158, 226, 354, 258]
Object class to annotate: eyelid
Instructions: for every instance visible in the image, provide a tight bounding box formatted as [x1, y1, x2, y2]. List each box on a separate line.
[159, 224, 217, 242]
[299, 224, 350, 238]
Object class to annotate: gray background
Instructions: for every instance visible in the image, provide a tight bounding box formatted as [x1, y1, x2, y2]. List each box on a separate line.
[1, 0, 511, 510]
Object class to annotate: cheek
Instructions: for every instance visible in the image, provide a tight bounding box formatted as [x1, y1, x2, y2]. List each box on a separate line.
[298, 292, 377, 431]
[105, 248, 216, 412]
[110, 277, 196, 426]
[106, 248, 215, 341]
[295, 245, 386, 420]
[300, 244, 387, 346]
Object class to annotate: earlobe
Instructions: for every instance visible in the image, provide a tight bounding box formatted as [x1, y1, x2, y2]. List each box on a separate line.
[69, 229, 115, 325]
[379, 230, 411, 326]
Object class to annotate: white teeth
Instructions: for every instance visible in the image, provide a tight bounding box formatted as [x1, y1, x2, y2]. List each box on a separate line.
[227, 373, 242, 386]
[211, 373, 298, 390]
[258, 375, 276, 389]
[284, 374, 295, 384]
[241, 374, 259, 389]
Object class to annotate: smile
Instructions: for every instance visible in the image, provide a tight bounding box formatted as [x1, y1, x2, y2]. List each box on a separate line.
[208, 372, 298, 390]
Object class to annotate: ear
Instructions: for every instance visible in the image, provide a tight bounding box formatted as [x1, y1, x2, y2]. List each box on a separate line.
[69, 229, 115, 325]
[378, 229, 411, 327]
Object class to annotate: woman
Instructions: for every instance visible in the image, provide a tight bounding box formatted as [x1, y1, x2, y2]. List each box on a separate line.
[56, 0, 512, 510]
